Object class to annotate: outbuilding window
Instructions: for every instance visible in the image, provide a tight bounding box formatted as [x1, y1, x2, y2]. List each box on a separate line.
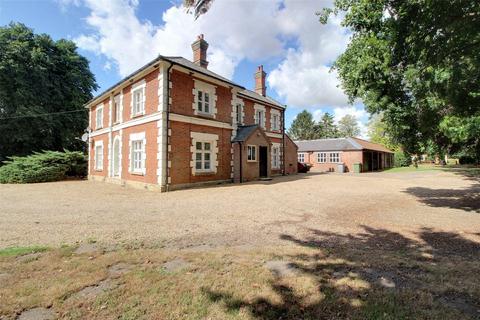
[329, 152, 340, 163]
[298, 153, 305, 163]
[247, 145, 257, 162]
[317, 152, 327, 163]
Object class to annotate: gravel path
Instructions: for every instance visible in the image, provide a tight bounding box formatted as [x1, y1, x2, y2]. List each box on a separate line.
[1, 170, 479, 249]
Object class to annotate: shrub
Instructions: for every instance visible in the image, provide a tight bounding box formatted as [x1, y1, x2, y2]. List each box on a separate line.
[394, 151, 412, 167]
[0, 151, 87, 184]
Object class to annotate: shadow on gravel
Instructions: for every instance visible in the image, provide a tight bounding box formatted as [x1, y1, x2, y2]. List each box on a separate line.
[205, 226, 480, 319]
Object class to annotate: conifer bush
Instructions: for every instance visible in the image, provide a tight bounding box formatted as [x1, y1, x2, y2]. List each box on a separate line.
[0, 151, 87, 183]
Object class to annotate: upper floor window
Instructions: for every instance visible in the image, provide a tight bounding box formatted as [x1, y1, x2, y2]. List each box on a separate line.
[197, 91, 210, 114]
[195, 141, 212, 172]
[235, 103, 243, 124]
[298, 153, 305, 163]
[329, 152, 340, 163]
[132, 88, 144, 116]
[247, 145, 257, 162]
[317, 152, 327, 163]
[113, 95, 121, 124]
[255, 110, 265, 128]
[272, 114, 280, 131]
[95, 106, 103, 129]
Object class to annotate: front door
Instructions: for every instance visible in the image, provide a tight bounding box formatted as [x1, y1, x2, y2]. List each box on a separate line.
[259, 146, 268, 177]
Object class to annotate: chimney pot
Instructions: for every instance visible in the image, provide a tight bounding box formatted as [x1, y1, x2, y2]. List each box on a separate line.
[255, 65, 267, 96]
[191, 34, 209, 68]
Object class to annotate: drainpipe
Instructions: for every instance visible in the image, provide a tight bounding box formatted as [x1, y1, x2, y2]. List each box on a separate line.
[282, 106, 286, 175]
[164, 63, 174, 191]
[238, 141, 243, 183]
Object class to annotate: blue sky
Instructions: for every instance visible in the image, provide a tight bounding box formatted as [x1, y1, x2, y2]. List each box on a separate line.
[0, 0, 368, 135]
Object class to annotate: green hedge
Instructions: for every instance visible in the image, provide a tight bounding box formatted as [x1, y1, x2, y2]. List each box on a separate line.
[0, 151, 87, 184]
[394, 151, 412, 167]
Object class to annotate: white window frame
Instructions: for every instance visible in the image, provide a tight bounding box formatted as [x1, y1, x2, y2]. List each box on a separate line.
[298, 153, 306, 163]
[317, 152, 327, 163]
[247, 145, 257, 162]
[235, 103, 243, 125]
[129, 132, 146, 175]
[94, 141, 104, 171]
[271, 143, 280, 169]
[193, 80, 217, 118]
[270, 109, 281, 132]
[131, 80, 146, 117]
[95, 105, 103, 129]
[190, 132, 218, 175]
[194, 141, 213, 173]
[254, 104, 266, 129]
[113, 94, 122, 124]
[329, 152, 341, 163]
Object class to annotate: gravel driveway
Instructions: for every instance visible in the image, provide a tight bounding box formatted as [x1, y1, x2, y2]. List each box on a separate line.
[1, 170, 479, 249]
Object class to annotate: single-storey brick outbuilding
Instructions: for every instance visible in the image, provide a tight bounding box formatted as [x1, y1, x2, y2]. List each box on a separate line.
[295, 137, 394, 173]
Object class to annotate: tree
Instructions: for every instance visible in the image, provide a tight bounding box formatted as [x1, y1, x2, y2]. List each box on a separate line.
[319, 0, 480, 158]
[0, 23, 97, 163]
[337, 114, 360, 137]
[288, 110, 318, 140]
[318, 112, 339, 138]
[367, 113, 398, 150]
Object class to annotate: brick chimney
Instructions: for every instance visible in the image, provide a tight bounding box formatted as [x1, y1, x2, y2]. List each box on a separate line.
[191, 34, 209, 68]
[255, 65, 266, 96]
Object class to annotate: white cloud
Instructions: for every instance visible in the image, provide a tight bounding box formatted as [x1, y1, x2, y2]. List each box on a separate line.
[268, 0, 351, 109]
[70, 0, 284, 78]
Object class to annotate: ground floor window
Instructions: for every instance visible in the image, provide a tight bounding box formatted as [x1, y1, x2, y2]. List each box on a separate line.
[317, 152, 327, 163]
[272, 145, 280, 168]
[247, 145, 257, 161]
[131, 140, 144, 173]
[195, 141, 212, 172]
[298, 153, 305, 163]
[94, 142, 103, 171]
[329, 152, 340, 163]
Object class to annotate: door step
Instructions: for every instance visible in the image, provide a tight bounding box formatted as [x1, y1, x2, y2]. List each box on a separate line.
[259, 177, 272, 181]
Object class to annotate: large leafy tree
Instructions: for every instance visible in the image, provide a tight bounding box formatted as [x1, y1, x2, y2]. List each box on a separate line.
[288, 110, 317, 140]
[337, 114, 360, 137]
[0, 23, 97, 162]
[367, 113, 398, 150]
[320, 0, 480, 161]
[319, 112, 339, 138]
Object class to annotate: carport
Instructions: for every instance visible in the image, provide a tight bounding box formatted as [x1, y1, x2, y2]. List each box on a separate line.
[362, 150, 394, 172]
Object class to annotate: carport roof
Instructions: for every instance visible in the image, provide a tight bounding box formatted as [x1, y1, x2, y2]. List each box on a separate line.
[294, 137, 393, 153]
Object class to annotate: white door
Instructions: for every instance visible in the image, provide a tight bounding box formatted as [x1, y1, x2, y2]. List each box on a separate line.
[113, 138, 121, 177]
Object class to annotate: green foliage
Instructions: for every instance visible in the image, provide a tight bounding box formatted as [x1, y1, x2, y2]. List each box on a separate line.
[0, 150, 87, 183]
[0, 23, 97, 162]
[394, 151, 412, 167]
[288, 110, 341, 140]
[367, 113, 399, 150]
[320, 0, 480, 158]
[288, 110, 318, 140]
[0, 245, 48, 257]
[337, 114, 360, 137]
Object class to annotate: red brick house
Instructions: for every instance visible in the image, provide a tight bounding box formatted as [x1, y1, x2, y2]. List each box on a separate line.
[295, 137, 394, 173]
[86, 35, 297, 191]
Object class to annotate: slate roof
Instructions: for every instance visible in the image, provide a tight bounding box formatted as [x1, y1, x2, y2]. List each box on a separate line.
[232, 125, 260, 142]
[86, 55, 285, 109]
[295, 137, 393, 153]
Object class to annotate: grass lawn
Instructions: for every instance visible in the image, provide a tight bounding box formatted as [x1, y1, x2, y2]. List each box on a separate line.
[0, 246, 48, 257]
[2, 227, 479, 320]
